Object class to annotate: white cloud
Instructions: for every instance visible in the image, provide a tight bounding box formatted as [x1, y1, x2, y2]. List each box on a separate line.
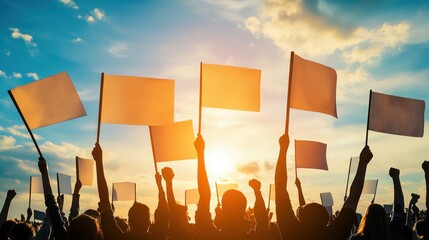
[59, 0, 79, 9]
[0, 70, 8, 78]
[244, 16, 261, 35]
[41, 141, 91, 161]
[7, 125, 43, 140]
[72, 37, 83, 43]
[26, 72, 39, 80]
[86, 16, 95, 23]
[12, 72, 22, 78]
[106, 42, 128, 58]
[0, 127, 4, 131]
[245, 0, 409, 63]
[5, 50, 11, 56]
[9, 28, 39, 56]
[0, 135, 16, 151]
[93, 8, 105, 20]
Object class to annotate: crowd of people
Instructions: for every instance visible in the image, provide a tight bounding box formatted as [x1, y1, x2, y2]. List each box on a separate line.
[0, 134, 428, 239]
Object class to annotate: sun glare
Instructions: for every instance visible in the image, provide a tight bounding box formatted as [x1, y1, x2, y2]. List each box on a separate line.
[205, 146, 232, 175]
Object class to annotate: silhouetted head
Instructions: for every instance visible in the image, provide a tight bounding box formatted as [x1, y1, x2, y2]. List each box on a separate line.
[69, 214, 100, 240]
[0, 219, 16, 240]
[10, 222, 35, 240]
[414, 220, 429, 238]
[221, 189, 247, 223]
[299, 203, 329, 230]
[128, 202, 151, 234]
[357, 204, 390, 240]
[84, 209, 100, 220]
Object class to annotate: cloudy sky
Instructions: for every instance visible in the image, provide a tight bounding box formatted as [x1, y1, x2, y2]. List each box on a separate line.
[1, 0, 429, 219]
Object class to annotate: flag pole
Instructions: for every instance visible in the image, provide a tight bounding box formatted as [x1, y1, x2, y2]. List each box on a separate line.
[184, 190, 187, 206]
[344, 157, 353, 201]
[111, 182, 114, 211]
[371, 179, 378, 204]
[75, 157, 79, 184]
[8, 90, 43, 157]
[96, 73, 105, 144]
[134, 183, 137, 202]
[267, 184, 271, 210]
[294, 139, 298, 180]
[365, 90, 373, 146]
[29, 176, 32, 208]
[148, 127, 159, 173]
[56, 173, 60, 196]
[198, 62, 203, 135]
[285, 51, 295, 134]
[215, 181, 220, 205]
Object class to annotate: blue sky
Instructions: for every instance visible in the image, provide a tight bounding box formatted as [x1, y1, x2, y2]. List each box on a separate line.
[1, 0, 429, 219]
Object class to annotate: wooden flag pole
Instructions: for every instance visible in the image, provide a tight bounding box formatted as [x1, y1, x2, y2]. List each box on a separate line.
[96, 73, 105, 144]
[75, 157, 79, 184]
[267, 184, 271, 210]
[184, 190, 187, 206]
[148, 127, 159, 173]
[215, 181, 220, 205]
[285, 51, 295, 134]
[111, 182, 114, 211]
[29, 176, 32, 208]
[134, 183, 137, 202]
[365, 90, 373, 146]
[56, 173, 60, 196]
[198, 62, 203, 135]
[8, 90, 43, 157]
[344, 157, 353, 201]
[371, 179, 378, 204]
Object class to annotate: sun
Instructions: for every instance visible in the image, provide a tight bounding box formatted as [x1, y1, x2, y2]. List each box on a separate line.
[205, 146, 232, 175]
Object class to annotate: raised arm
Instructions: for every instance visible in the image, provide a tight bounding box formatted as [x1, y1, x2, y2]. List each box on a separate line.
[274, 134, 289, 203]
[195, 134, 210, 213]
[162, 167, 176, 210]
[406, 193, 419, 227]
[0, 190, 16, 225]
[38, 156, 68, 239]
[249, 179, 269, 234]
[155, 171, 168, 215]
[92, 143, 110, 212]
[295, 178, 306, 207]
[343, 145, 372, 211]
[389, 168, 404, 214]
[69, 179, 82, 222]
[422, 161, 429, 213]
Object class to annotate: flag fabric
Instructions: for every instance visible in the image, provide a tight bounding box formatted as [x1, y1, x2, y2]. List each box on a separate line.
[290, 53, 337, 118]
[185, 188, 199, 205]
[57, 173, 72, 195]
[112, 182, 136, 201]
[368, 91, 425, 137]
[34, 210, 46, 221]
[201, 63, 261, 112]
[295, 140, 328, 170]
[101, 74, 175, 125]
[384, 204, 393, 213]
[349, 156, 359, 175]
[362, 179, 378, 194]
[9, 72, 86, 129]
[30, 176, 44, 194]
[269, 184, 275, 201]
[76, 157, 94, 186]
[216, 182, 238, 199]
[150, 120, 197, 162]
[320, 192, 334, 206]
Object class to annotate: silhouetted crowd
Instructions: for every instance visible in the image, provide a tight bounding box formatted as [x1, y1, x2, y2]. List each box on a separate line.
[1, 134, 428, 239]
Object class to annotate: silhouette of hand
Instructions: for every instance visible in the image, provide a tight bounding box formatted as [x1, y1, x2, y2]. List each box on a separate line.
[295, 178, 301, 188]
[359, 145, 373, 165]
[92, 143, 103, 162]
[249, 179, 261, 191]
[161, 167, 174, 182]
[389, 167, 400, 179]
[27, 207, 32, 219]
[155, 172, 162, 186]
[38, 156, 48, 174]
[215, 202, 222, 216]
[57, 194, 64, 210]
[411, 193, 420, 205]
[20, 214, 25, 222]
[6, 189, 16, 200]
[194, 134, 205, 154]
[74, 179, 82, 193]
[422, 160, 429, 172]
[279, 134, 289, 149]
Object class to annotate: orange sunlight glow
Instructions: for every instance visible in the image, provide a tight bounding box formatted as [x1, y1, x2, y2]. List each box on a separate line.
[205, 146, 232, 175]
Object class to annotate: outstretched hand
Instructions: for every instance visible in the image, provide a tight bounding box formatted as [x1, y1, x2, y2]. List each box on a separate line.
[92, 143, 103, 162]
[249, 179, 261, 191]
[422, 160, 429, 172]
[194, 134, 205, 154]
[155, 172, 162, 186]
[359, 145, 373, 165]
[279, 134, 290, 149]
[27, 207, 32, 220]
[389, 167, 400, 179]
[38, 156, 48, 174]
[74, 179, 82, 194]
[161, 167, 175, 182]
[6, 189, 16, 200]
[410, 193, 420, 205]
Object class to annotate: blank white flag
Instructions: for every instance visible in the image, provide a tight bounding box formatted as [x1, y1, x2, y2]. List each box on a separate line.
[362, 179, 378, 194]
[76, 157, 94, 186]
[185, 188, 199, 205]
[320, 192, 334, 207]
[30, 176, 44, 194]
[34, 209, 46, 221]
[57, 173, 72, 195]
[113, 182, 136, 201]
[295, 140, 328, 170]
[216, 182, 238, 199]
[269, 184, 275, 201]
